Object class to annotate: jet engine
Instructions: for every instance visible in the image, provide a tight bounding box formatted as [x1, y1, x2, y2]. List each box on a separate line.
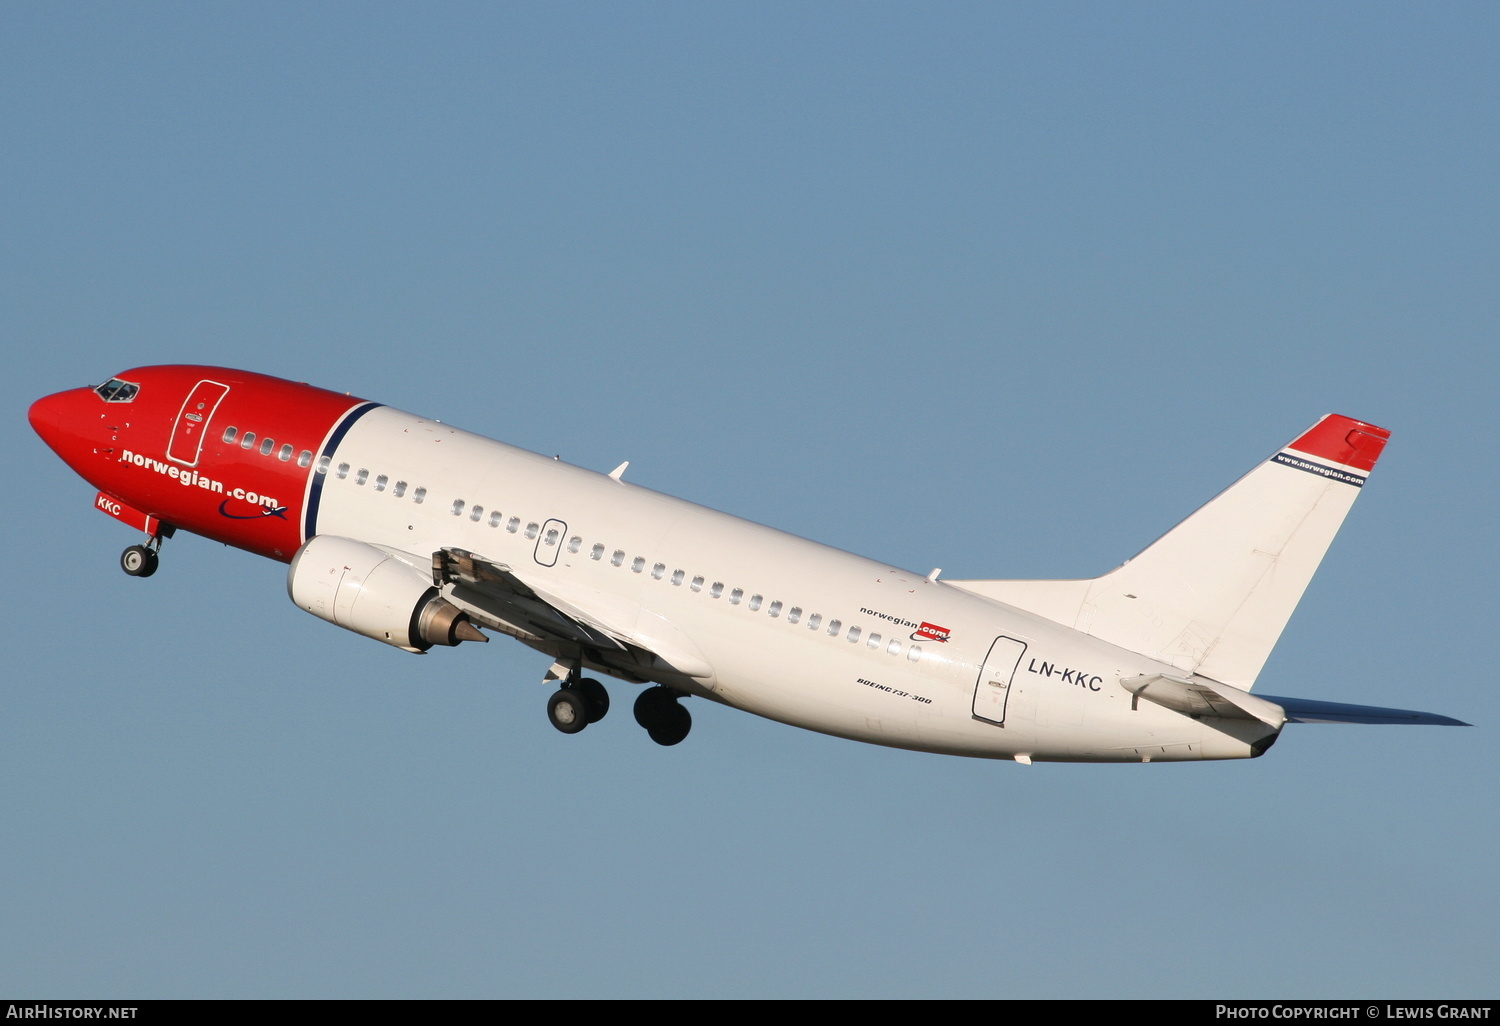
[287, 535, 486, 653]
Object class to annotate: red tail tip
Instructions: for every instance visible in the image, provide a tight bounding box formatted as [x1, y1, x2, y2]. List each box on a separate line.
[1287, 415, 1390, 472]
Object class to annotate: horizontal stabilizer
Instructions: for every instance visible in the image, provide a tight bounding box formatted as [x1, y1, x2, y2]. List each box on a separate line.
[1120, 673, 1287, 727]
[1259, 695, 1470, 726]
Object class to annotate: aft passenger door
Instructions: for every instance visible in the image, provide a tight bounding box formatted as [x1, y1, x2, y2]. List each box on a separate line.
[972, 636, 1027, 727]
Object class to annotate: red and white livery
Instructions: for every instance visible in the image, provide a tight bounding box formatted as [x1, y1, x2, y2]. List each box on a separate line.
[29, 366, 1466, 759]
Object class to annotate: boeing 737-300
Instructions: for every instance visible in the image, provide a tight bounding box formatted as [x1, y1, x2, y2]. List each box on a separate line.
[28, 366, 1466, 761]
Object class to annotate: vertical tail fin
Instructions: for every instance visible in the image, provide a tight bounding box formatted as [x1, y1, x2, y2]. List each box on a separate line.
[949, 415, 1390, 690]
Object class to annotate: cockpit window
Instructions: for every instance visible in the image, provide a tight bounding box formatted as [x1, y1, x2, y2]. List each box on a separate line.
[93, 378, 139, 403]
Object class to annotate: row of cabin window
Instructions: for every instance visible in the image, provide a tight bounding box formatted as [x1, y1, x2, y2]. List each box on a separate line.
[330, 461, 428, 503]
[322, 472, 534, 537]
[431, 493, 924, 662]
[581, 541, 924, 663]
[321, 465, 924, 664]
[221, 426, 313, 468]
[449, 498, 549, 535]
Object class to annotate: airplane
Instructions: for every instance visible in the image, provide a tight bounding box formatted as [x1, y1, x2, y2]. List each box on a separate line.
[28, 366, 1466, 762]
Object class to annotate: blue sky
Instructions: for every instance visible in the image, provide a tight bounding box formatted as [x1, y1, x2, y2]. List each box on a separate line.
[4, 3, 1496, 998]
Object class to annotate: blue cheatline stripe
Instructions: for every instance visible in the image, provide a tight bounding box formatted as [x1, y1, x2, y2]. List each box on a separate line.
[302, 402, 382, 541]
[1271, 451, 1366, 487]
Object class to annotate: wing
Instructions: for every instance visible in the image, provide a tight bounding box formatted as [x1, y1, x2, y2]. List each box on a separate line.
[431, 547, 713, 682]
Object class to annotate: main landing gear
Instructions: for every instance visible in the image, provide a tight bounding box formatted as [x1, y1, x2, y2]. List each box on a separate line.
[634, 686, 692, 747]
[546, 675, 610, 735]
[543, 668, 692, 747]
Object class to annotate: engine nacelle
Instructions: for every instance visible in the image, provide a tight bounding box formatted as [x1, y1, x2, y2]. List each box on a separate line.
[287, 535, 485, 652]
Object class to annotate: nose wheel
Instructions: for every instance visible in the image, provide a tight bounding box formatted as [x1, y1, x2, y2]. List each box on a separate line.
[120, 544, 159, 578]
[119, 525, 172, 578]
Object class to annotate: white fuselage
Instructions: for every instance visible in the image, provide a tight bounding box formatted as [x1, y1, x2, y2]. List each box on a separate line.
[312, 407, 1261, 763]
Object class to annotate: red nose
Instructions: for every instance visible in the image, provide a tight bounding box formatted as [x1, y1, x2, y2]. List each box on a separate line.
[29, 387, 98, 467]
[29, 391, 67, 450]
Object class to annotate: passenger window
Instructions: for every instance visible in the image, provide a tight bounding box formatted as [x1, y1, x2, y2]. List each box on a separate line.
[729, 588, 743, 605]
[748, 594, 763, 611]
[631, 557, 645, 573]
[451, 499, 465, 515]
[297, 450, 312, 468]
[710, 582, 724, 599]
[413, 486, 426, 504]
[374, 475, 388, 491]
[471, 505, 484, 522]
[768, 601, 782, 617]
[336, 462, 349, 479]
[868, 633, 881, 649]
[807, 613, 821, 630]
[847, 626, 861, 643]
[611, 550, 625, 567]
[671, 569, 685, 586]
[545, 529, 559, 546]
[690, 576, 704, 592]
[393, 481, 407, 497]
[355, 468, 369, 485]
[907, 646, 922, 662]
[568, 537, 582, 553]
[260, 438, 274, 456]
[591, 544, 605, 560]
[525, 523, 539, 539]
[489, 511, 503, 528]
[278, 444, 293, 462]
[222, 427, 237, 443]
[651, 563, 666, 580]
[787, 607, 802, 624]
[887, 639, 902, 656]
[317, 455, 331, 475]
[827, 619, 841, 636]
[240, 432, 256, 450]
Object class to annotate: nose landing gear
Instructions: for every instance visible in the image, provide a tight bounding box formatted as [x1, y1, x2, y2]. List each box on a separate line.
[120, 525, 172, 578]
[120, 544, 158, 577]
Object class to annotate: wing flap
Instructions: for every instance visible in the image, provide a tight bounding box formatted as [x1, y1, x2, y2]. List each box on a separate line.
[432, 548, 713, 680]
[434, 547, 625, 650]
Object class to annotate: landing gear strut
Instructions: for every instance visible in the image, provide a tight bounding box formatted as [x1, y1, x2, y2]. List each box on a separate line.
[545, 667, 610, 735]
[634, 686, 691, 746]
